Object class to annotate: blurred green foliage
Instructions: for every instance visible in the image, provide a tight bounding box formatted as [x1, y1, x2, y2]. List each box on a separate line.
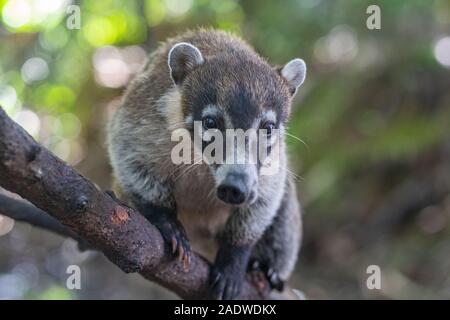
[0, 0, 450, 299]
[35, 285, 73, 300]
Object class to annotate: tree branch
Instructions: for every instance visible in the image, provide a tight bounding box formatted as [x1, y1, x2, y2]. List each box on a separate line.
[0, 193, 91, 248]
[0, 106, 270, 299]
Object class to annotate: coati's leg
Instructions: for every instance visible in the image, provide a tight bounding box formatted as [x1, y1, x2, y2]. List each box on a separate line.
[129, 177, 191, 269]
[208, 198, 281, 299]
[249, 180, 302, 291]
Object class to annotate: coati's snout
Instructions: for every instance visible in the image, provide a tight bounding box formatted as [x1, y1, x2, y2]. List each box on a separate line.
[217, 172, 249, 205]
[215, 165, 258, 205]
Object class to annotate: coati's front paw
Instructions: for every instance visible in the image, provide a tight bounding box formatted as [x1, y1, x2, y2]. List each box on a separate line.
[209, 266, 245, 300]
[135, 202, 191, 270]
[153, 218, 191, 270]
[208, 244, 250, 300]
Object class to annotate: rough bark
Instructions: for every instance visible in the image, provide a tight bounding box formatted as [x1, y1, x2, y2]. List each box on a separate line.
[0, 107, 271, 300]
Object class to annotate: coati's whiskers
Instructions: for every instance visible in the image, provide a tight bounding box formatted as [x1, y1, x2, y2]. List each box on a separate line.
[286, 132, 309, 151]
[170, 160, 199, 179]
[206, 184, 217, 202]
[286, 168, 303, 182]
[173, 158, 203, 182]
[174, 164, 201, 183]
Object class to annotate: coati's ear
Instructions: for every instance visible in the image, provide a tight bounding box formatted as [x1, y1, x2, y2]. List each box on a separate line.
[168, 42, 204, 85]
[279, 58, 306, 96]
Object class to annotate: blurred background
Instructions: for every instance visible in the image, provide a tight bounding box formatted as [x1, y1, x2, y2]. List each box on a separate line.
[0, 0, 450, 299]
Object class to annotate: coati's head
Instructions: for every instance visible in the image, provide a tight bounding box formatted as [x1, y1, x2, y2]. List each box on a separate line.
[168, 41, 306, 206]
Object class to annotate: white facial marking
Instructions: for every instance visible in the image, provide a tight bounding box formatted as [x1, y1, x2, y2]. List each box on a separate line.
[185, 114, 193, 126]
[202, 104, 220, 118]
[159, 88, 183, 130]
[264, 110, 277, 123]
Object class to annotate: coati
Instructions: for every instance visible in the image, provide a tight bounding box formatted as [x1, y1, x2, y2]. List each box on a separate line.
[107, 29, 305, 300]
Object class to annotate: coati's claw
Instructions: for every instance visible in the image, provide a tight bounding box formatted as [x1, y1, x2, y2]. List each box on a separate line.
[210, 269, 222, 287]
[267, 268, 284, 291]
[171, 237, 177, 254]
[208, 267, 243, 300]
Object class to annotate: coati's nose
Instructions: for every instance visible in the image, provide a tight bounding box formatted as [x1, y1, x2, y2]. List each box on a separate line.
[217, 174, 249, 205]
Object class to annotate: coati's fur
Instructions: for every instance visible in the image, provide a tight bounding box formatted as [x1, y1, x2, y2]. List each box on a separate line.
[108, 29, 305, 299]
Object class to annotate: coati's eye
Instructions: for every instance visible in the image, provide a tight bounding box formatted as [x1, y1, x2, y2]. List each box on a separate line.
[261, 121, 276, 136]
[203, 116, 218, 130]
